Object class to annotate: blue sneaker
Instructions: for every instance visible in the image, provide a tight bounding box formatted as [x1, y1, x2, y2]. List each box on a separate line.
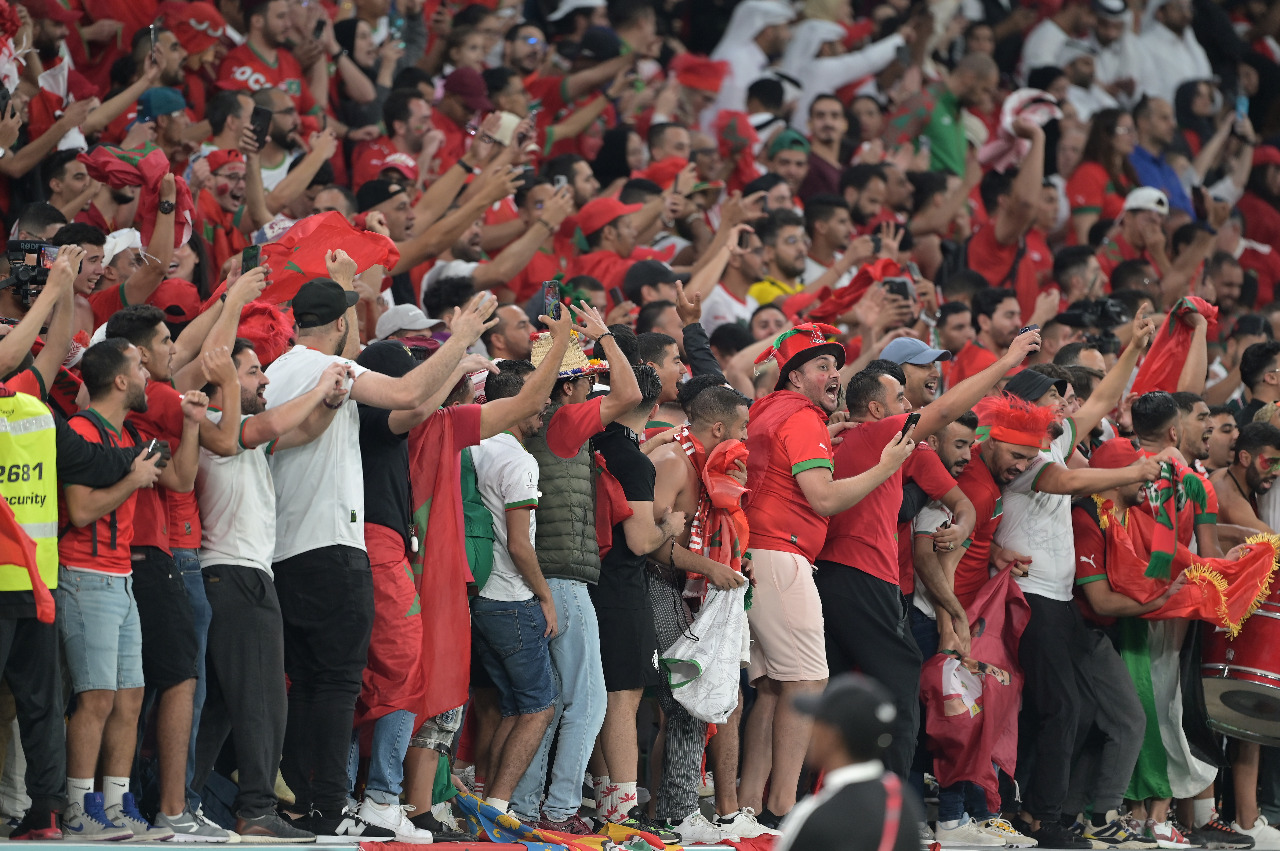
[106, 792, 176, 841]
[61, 793, 133, 841]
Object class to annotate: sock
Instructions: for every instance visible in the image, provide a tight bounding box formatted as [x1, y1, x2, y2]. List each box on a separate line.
[600, 780, 621, 822]
[592, 774, 610, 806]
[67, 778, 93, 812]
[485, 797, 509, 814]
[102, 777, 129, 811]
[473, 776, 486, 799]
[1193, 799, 1214, 829]
[615, 782, 638, 819]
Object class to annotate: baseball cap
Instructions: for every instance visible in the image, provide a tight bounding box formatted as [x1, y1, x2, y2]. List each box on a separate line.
[1005, 369, 1069, 403]
[1089, 436, 1142, 470]
[356, 339, 419, 378]
[205, 148, 244, 174]
[356, 179, 408, 213]
[1122, 187, 1170, 216]
[1253, 146, 1280, 169]
[881, 337, 953, 366]
[159, 1, 226, 55]
[766, 127, 810, 159]
[577, 26, 622, 61]
[793, 673, 897, 760]
[546, 0, 604, 21]
[623, 259, 679, 301]
[292, 278, 359, 328]
[148, 279, 203, 324]
[576, 197, 643, 236]
[375, 304, 440, 341]
[380, 153, 419, 183]
[22, 0, 80, 22]
[136, 88, 188, 123]
[443, 67, 494, 114]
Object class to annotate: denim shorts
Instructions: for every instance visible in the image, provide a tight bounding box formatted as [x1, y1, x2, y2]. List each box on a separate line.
[56, 565, 144, 693]
[471, 596, 559, 717]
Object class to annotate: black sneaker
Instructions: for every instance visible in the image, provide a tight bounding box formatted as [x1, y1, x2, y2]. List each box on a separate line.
[1186, 817, 1255, 849]
[408, 811, 471, 842]
[616, 806, 680, 844]
[300, 805, 396, 841]
[235, 812, 317, 844]
[1030, 819, 1095, 849]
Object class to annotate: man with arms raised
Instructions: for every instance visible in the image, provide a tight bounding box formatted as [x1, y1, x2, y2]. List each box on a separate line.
[738, 323, 915, 831]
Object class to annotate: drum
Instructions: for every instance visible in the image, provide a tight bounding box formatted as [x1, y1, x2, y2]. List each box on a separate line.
[1202, 592, 1280, 746]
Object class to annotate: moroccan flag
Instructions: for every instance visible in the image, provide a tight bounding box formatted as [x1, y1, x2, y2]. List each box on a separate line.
[1101, 504, 1279, 635]
[1130, 296, 1218, 396]
[920, 569, 1029, 812]
[407, 405, 481, 721]
[78, 143, 195, 250]
[0, 498, 54, 624]
[594, 451, 634, 560]
[712, 110, 760, 196]
[257, 213, 400, 304]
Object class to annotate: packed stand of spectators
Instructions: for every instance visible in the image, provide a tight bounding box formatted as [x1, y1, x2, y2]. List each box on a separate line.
[8, 0, 1280, 848]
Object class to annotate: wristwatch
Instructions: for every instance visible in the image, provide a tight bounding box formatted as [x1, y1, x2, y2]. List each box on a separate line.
[157, 200, 176, 214]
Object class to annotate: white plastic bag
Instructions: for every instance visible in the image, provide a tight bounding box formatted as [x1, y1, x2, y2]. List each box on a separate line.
[660, 585, 748, 723]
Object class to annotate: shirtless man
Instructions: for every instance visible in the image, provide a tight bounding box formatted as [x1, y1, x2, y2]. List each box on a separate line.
[644, 385, 763, 843]
[1206, 420, 1280, 846]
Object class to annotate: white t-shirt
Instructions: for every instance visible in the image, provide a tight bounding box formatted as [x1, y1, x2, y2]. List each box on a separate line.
[195, 411, 278, 575]
[700, 284, 758, 336]
[265, 345, 369, 561]
[802, 255, 855, 291]
[993, 420, 1078, 601]
[471, 431, 541, 602]
[259, 151, 297, 192]
[911, 501, 955, 620]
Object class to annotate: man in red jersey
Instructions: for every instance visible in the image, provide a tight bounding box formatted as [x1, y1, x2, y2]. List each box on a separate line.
[217, 0, 322, 122]
[737, 323, 915, 830]
[56, 339, 202, 840]
[816, 331, 1039, 787]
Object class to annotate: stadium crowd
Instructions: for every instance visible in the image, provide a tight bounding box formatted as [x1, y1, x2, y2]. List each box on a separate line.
[7, 0, 1280, 847]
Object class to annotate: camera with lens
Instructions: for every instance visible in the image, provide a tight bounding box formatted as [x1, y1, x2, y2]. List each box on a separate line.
[1059, 297, 1131, 356]
[1, 240, 58, 308]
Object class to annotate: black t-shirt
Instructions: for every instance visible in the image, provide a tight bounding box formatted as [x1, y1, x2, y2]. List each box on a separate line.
[593, 422, 655, 609]
[357, 404, 411, 552]
[1238, 398, 1265, 428]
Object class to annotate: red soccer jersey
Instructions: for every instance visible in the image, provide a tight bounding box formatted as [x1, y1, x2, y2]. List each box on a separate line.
[967, 222, 1042, 325]
[1238, 243, 1280, 307]
[1238, 192, 1280, 252]
[506, 249, 565, 304]
[896, 444, 959, 593]
[127, 382, 187, 552]
[953, 445, 1003, 607]
[1096, 232, 1153, 288]
[217, 43, 319, 117]
[196, 191, 250, 278]
[546, 396, 606, 459]
[351, 137, 398, 190]
[744, 393, 834, 562]
[942, 340, 997, 392]
[1071, 503, 1114, 627]
[819, 415, 911, 583]
[1065, 161, 1130, 229]
[430, 110, 469, 176]
[58, 411, 139, 574]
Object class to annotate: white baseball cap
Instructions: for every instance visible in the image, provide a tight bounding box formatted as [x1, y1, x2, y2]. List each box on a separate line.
[547, 0, 604, 22]
[1121, 186, 1170, 216]
[375, 304, 440, 341]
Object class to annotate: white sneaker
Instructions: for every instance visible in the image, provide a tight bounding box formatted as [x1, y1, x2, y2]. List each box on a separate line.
[1146, 819, 1193, 849]
[1232, 815, 1280, 850]
[936, 817, 1007, 847]
[155, 806, 236, 843]
[920, 822, 937, 844]
[716, 808, 781, 838]
[431, 802, 461, 834]
[355, 800, 433, 845]
[979, 817, 1038, 847]
[671, 811, 738, 844]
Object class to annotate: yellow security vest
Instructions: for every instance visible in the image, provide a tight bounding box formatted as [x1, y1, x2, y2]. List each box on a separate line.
[0, 390, 57, 592]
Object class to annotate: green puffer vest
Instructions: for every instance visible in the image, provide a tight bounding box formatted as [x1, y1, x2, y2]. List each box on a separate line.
[525, 402, 600, 584]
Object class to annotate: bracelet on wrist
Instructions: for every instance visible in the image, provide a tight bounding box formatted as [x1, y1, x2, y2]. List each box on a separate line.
[455, 159, 476, 175]
[323, 398, 344, 409]
[597, 331, 615, 342]
[535, 217, 555, 233]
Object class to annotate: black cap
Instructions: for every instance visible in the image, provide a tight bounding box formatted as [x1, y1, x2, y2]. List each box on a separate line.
[623, 259, 678, 302]
[292, 278, 359, 328]
[356, 179, 407, 213]
[356, 339, 418, 378]
[793, 673, 897, 759]
[1005, 369, 1068, 403]
[577, 26, 621, 61]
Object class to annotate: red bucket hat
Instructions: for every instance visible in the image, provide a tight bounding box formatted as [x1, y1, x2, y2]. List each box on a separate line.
[755, 322, 846, 392]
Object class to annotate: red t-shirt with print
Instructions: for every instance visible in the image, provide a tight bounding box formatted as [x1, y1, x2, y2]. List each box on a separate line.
[745, 400, 835, 563]
[58, 411, 139, 574]
[953, 446, 1003, 607]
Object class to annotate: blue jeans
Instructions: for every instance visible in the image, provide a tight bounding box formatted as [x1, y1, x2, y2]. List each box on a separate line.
[175, 549, 211, 808]
[56, 566, 144, 693]
[471, 596, 558, 717]
[909, 607, 992, 824]
[348, 710, 415, 805]
[511, 579, 606, 822]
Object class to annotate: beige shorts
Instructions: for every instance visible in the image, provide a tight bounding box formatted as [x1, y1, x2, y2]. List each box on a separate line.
[746, 549, 828, 684]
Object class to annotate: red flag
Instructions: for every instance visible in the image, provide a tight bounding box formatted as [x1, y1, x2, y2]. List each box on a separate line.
[1102, 505, 1278, 635]
[407, 406, 481, 719]
[0, 499, 55, 624]
[258, 213, 400, 304]
[1130, 296, 1219, 396]
[78, 144, 195, 250]
[920, 570, 1029, 812]
[806, 257, 902, 323]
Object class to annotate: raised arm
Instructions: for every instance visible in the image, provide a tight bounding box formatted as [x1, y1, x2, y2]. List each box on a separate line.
[915, 328, 1042, 439]
[2, 246, 80, 381]
[570, 302, 643, 425]
[478, 310, 575, 439]
[1070, 307, 1155, 436]
[122, 174, 177, 307]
